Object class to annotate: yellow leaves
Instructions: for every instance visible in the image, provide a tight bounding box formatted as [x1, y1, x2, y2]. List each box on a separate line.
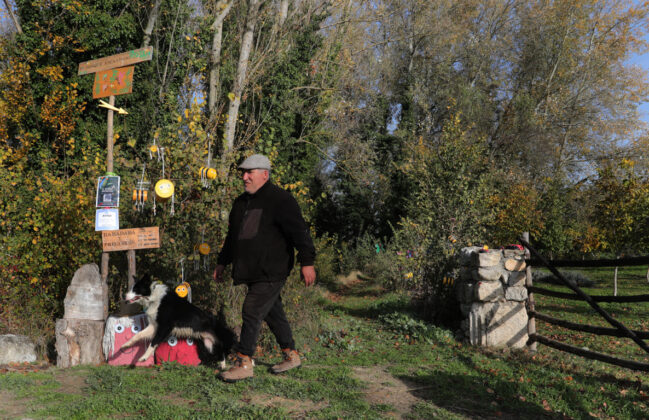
[36, 65, 64, 82]
[30, 277, 39, 285]
[227, 92, 236, 102]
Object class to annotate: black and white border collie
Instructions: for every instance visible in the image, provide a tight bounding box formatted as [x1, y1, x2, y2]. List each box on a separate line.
[121, 275, 235, 367]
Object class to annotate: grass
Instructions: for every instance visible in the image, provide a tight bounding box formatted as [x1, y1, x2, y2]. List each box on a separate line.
[1, 267, 649, 419]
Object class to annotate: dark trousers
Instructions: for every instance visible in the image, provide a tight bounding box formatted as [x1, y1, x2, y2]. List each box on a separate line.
[234, 281, 295, 357]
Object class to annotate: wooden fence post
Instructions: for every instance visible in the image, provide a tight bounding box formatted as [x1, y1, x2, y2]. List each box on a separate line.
[523, 231, 537, 353]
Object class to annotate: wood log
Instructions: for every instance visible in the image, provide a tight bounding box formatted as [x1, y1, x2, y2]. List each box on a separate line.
[529, 310, 649, 339]
[527, 286, 649, 303]
[519, 237, 649, 355]
[530, 334, 649, 372]
[55, 319, 105, 368]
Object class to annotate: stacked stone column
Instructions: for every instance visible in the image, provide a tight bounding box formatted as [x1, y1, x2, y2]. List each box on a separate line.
[456, 247, 529, 348]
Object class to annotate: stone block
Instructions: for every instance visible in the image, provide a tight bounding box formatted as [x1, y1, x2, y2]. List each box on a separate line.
[0, 334, 37, 364]
[508, 271, 526, 287]
[472, 267, 506, 282]
[457, 282, 475, 303]
[472, 250, 502, 267]
[459, 267, 473, 281]
[56, 318, 105, 368]
[503, 249, 525, 258]
[460, 304, 473, 316]
[474, 281, 504, 302]
[64, 263, 109, 321]
[504, 258, 526, 272]
[505, 287, 528, 302]
[468, 302, 528, 348]
[459, 246, 483, 266]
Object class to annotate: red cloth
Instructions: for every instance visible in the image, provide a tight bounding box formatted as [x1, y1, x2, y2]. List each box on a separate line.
[154, 336, 201, 366]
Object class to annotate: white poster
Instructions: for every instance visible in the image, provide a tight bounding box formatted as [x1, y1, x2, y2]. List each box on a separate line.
[95, 208, 120, 231]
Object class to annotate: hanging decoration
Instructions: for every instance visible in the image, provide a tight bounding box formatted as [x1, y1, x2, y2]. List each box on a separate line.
[133, 164, 149, 212]
[149, 135, 161, 161]
[197, 227, 210, 271]
[153, 147, 175, 215]
[199, 141, 216, 188]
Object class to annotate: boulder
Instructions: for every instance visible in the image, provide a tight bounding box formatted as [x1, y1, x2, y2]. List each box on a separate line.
[0, 334, 37, 364]
[64, 263, 109, 321]
[505, 286, 528, 302]
[472, 250, 502, 267]
[468, 302, 528, 348]
[473, 281, 504, 302]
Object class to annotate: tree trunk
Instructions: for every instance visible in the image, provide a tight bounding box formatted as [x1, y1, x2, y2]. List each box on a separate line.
[646, 266, 649, 283]
[142, 0, 162, 48]
[223, 0, 262, 152]
[614, 266, 618, 297]
[55, 319, 105, 367]
[208, 0, 233, 119]
[2, 0, 22, 34]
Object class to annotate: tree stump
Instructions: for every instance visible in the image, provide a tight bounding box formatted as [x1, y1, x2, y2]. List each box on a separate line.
[55, 319, 105, 367]
[55, 263, 109, 367]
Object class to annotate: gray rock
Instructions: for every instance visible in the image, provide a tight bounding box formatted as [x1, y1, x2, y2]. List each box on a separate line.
[505, 286, 528, 302]
[474, 281, 504, 302]
[468, 302, 528, 348]
[503, 249, 525, 258]
[459, 246, 483, 266]
[64, 263, 109, 321]
[0, 334, 37, 364]
[473, 267, 505, 282]
[472, 250, 502, 268]
[508, 271, 526, 287]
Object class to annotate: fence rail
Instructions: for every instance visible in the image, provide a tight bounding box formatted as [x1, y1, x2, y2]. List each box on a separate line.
[527, 286, 649, 303]
[526, 255, 649, 268]
[529, 334, 649, 372]
[520, 236, 649, 370]
[528, 310, 649, 339]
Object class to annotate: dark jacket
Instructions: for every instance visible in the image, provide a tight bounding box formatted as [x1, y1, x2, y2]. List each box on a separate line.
[217, 181, 316, 284]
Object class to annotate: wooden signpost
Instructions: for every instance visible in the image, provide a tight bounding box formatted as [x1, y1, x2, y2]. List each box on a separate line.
[79, 47, 153, 289]
[102, 227, 160, 252]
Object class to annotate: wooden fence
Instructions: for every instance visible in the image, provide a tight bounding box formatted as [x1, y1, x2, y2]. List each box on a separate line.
[520, 236, 649, 371]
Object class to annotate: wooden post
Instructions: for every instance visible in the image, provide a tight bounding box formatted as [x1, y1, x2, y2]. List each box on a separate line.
[101, 95, 116, 285]
[523, 231, 537, 353]
[127, 249, 136, 290]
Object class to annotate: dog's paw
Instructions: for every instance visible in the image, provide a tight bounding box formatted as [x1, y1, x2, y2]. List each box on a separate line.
[138, 355, 149, 363]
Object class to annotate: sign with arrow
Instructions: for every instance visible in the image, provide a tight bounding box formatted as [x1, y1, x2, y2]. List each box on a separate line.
[93, 66, 134, 99]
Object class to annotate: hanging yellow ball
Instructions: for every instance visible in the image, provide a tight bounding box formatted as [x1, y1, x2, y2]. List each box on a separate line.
[155, 179, 174, 202]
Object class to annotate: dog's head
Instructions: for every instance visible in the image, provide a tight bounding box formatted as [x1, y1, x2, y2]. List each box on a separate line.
[125, 274, 157, 305]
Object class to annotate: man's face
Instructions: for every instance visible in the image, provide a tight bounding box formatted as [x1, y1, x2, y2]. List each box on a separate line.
[241, 169, 269, 194]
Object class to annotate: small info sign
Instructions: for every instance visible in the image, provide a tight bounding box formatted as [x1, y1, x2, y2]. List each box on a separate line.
[102, 227, 160, 252]
[93, 66, 134, 99]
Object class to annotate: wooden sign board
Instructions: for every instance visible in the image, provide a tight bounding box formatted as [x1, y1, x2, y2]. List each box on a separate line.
[78, 46, 153, 75]
[93, 66, 134, 99]
[102, 227, 160, 252]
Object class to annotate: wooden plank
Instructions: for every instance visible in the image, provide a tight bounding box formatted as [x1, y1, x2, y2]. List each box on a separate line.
[526, 255, 649, 268]
[102, 227, 160, 252]
[528, 286, 649, 303]
[530, 311, 649, 339]
[78, 46, 153, 75]
[520, 236, 649, 355]
[531, 334, 649, 372]
[93, 66, 134, 99]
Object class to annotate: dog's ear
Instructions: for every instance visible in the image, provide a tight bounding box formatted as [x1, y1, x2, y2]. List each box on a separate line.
[138, 274, 151, 284]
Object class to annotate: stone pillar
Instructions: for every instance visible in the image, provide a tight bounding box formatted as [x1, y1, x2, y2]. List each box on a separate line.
[55, 264, 108, 367]
[456, 247, 529, 348]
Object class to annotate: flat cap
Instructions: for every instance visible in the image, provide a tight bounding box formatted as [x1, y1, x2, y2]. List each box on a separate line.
[238, 154, 271, 171]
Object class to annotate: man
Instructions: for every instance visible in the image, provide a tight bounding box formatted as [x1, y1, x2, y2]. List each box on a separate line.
[213, 154, 316, 382]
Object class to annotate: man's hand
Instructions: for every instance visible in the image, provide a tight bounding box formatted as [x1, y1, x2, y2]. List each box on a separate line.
[213, 264, 225, 283]
[301, 265, 316, 287]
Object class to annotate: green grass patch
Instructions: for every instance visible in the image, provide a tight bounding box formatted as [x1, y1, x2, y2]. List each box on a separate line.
[2, 266, 649, 418]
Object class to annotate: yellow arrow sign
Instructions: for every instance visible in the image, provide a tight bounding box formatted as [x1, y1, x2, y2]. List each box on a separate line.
[98, 99, 128, 115]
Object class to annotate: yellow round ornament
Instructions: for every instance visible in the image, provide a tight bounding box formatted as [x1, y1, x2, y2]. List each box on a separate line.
[198, 243, 211, 255]
[155, 179, 174, 202]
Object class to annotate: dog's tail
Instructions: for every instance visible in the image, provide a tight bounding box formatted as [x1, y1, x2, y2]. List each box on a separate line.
[196, 309, 236, 366]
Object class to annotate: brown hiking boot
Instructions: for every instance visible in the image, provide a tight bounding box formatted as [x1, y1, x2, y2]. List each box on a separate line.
[220, 352, 254, 382]
[271, 348, 301, 374]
